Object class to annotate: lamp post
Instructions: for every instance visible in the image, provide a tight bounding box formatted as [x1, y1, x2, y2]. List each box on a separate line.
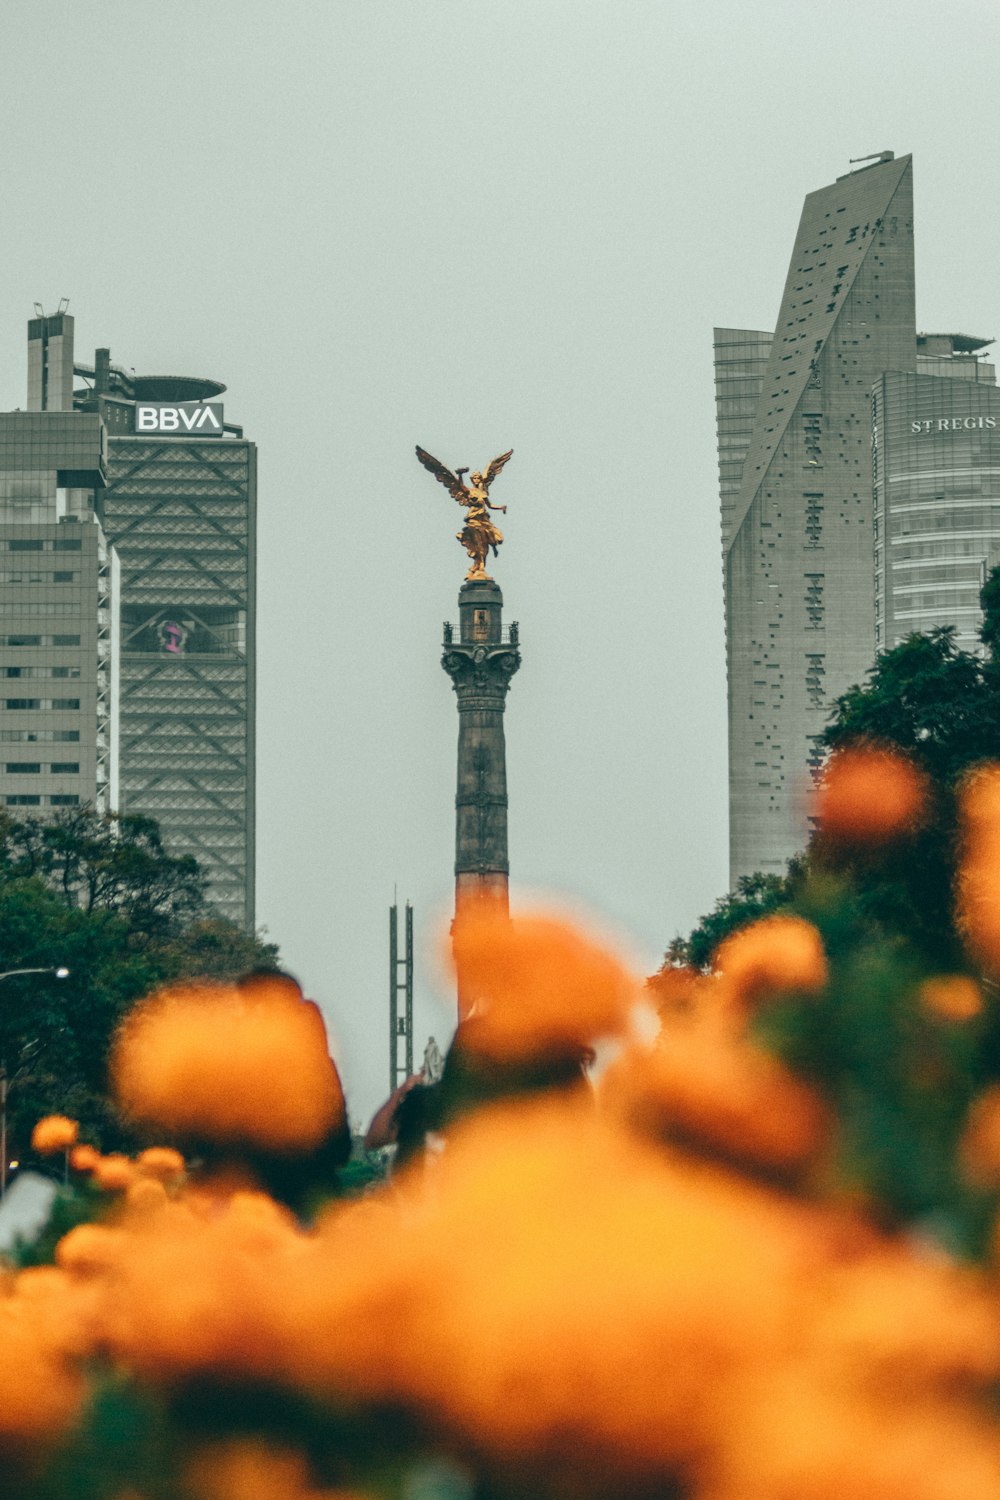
[0, 967, 70, 1200]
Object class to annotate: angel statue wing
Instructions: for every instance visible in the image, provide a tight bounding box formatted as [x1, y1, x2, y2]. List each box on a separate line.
[482, 449, 514, 490]
[415, 446, 470, 504]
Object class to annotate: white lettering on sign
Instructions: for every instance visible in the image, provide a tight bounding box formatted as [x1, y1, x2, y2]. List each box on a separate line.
[134, 403, 224, 436]
[910, 415, 997, 434]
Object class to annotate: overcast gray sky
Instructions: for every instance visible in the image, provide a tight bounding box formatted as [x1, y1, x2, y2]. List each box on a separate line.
[3, 0, 999, 1124]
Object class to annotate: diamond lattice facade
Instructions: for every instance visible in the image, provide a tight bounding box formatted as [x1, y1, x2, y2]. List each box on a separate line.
[65, 331, 256, 929]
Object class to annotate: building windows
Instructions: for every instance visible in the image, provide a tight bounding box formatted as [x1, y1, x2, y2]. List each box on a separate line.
[0, 729, 79, 742]
[6, 763, 40, 774]
[8, 540, 42, 552]
[5, 795, 40, 806]
[53, 538, 82, 551]
[4, 698, 79, 711]
[49, 795, 79, 806]
[50, 763, 79, 774]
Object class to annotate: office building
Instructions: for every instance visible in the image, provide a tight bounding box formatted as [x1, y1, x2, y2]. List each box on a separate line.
[717, 152, 917, 882]
[874, 336, 1000, 652]
[29, 320, 258, 929]
[0, 323, 117, 817]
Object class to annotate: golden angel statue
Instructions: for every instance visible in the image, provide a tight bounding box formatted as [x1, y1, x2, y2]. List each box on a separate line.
[416, 446, 513, 579]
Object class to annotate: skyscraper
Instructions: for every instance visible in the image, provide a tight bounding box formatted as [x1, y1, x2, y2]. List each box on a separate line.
[65, 330, 256, 929]
[717, 152, 916, 882]
[0, 312, 117, 820]
[874, 335, 1000, 653]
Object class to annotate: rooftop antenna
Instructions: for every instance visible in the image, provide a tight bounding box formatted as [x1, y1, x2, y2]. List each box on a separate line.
[57, 297, 70, 314]
[32, 303, 44, 318]
[849, 150, 894, 166]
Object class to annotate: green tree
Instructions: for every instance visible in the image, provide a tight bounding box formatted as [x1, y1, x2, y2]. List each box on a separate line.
[666, 566, 1000, 975]
[0, 807, 278, 1154]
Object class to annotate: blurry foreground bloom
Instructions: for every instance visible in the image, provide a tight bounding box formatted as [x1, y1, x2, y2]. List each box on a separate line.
[714, 914, 827, 1011]
[186, 1437, 361, 1500]
[31, 1115, 78, 1155]
[919, 975, 983, 1023]
[958, 765, 1000, 973]
[136, 1146, 185, 1183]
[959, 1086, 1000, 1190]
[815, 744, 928, 845]
[92, 1154, 136, 1192]
[449, 909, 638, 1062]
[601, 1035, 831, 1178]
[68, 1143, 99, 1174]
[110, 979, 345, 1152]
[0, 1266, 89, 1458]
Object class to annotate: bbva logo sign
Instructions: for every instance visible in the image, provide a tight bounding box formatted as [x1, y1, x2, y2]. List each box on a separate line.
[135, 402, 224, 436]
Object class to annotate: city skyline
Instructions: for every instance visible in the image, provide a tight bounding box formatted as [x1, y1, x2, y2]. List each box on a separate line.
[4, 1, 1000, 1122]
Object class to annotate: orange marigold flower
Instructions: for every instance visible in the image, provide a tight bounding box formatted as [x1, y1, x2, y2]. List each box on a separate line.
[714, 914, 827, 1006]
[601, 1035, 831, 1176]
[92, 1154, 136, 1192]
[0, 1265, 91, 1454]
[185, 1438, 364, 1500]
[960, 1087, 1000, 1190]
[449, 909, 638, 1062]
[111, 980, 345, 1153]
[957, 766, 1000, 973]
[136, 1147, 185, 1182]
[31, 1116, 78, 1155]
[919, 975, 983, 1023]
[815, 744, 928, 844]
[68, 1143, 99, 1174]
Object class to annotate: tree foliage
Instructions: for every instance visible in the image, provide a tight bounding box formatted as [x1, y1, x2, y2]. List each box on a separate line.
[666, 566, 1000, 975]
[0, 807, 278, 1153]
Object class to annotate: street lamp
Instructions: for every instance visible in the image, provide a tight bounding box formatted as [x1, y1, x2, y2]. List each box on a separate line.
[0, 967, 70, 1199]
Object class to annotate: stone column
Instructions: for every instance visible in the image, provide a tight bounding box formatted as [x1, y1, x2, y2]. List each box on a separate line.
[441, 577, 520, 1018]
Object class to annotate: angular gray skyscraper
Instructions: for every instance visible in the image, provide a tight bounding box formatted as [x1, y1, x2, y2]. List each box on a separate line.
[718, 153, 916, 882]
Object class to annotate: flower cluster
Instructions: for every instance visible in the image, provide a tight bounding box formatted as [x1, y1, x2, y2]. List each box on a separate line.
[6, 886, 1000, 1499]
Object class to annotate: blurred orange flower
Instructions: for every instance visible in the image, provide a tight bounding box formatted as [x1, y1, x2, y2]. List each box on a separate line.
[815, 744, 928, 845]
[31, 1115, 78, 1154]
[714, 914, 827, 1009]
[110, 980, 345, 1152]
[919, 975, 983, 1023]
[68, 1143, 99, 1173]
[601, 1035, 831, 1177]
[959, 1086, 1000, 1190]
[957, 765, 1000, 973]
[136, 1146, 185, 1183]
[92, 1154, 136, 1192]
[186, 1437, 364, 1500]
[449, 909, 638, 1062]
[0, 1266, 90, 1456]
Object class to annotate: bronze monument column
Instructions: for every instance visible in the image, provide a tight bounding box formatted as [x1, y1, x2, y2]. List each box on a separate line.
[442, 581, 520, 1018]
[416, 445, 519, 1020]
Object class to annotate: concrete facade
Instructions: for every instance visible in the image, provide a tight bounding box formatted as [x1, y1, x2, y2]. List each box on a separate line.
[719, 154, 916, 882]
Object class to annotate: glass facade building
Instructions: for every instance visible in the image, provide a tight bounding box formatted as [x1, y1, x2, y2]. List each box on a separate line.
[0, 398, 118, 819]
[874, 342, 1000, 652]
